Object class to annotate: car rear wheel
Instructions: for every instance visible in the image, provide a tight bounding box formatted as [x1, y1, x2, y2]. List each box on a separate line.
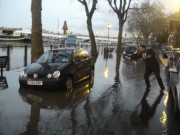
[64, 77, 73, 90]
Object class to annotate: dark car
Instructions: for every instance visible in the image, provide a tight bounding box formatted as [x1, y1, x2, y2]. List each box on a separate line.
[168, 68, 180, 116]
[19, 48, 94, 90]
[123, 45, 138, 60]
[167, 50, 180, 69]
[161, 45, 173, 58]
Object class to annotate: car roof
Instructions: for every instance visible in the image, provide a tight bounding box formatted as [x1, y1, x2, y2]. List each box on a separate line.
[50, 48, 77, 51]
[125, 45, 137, 48]
[49, 47, 89, 52]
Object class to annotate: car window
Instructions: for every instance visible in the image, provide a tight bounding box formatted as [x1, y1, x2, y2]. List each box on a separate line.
[73, 50, 90, 62]
[164, 46, 172, 51]
[36, 51, 51, 63]
[36, 50, 72, 63]
[125, 46, 137, 51]
[81, 50, 90, 60]
[73, 50, 82, 62]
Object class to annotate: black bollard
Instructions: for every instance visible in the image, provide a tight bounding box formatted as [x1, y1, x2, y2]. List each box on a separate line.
[6, 45, 10, 70]
[24, 45, 28, 67]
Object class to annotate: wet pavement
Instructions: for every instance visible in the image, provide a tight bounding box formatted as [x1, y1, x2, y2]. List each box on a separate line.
[1, 49, 180, 135]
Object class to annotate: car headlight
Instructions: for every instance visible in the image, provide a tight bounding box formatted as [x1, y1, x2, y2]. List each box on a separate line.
[47, 73, 52, 78]
[133, 51, 137, 54]
[19, 71, 27, 78]
[53, 71, 61, 78]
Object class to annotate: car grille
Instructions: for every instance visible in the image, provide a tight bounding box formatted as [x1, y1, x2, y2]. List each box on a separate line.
[27, 74, 46, 79]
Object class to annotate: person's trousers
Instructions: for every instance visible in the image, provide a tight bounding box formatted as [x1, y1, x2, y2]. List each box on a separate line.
[144, 67, 164, 89]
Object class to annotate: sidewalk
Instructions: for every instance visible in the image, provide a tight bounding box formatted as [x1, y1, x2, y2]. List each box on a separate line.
[159, 53, 168, 67]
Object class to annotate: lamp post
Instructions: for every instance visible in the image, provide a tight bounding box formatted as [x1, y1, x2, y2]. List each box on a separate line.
[107, 24, 112, 48]
[62, 20, 68, 47]
[104, 24, 111, 59]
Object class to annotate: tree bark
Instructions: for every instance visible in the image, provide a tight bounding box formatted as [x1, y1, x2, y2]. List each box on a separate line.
[77, 0, 98, 58]
[87, 18, 98, 58]
[117, 20, 124, 55]
[31, 0, 44, 62]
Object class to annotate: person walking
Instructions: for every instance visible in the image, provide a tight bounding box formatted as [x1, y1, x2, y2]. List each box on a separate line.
[128, 45, 165, 91]
[142, 47, 165, 91]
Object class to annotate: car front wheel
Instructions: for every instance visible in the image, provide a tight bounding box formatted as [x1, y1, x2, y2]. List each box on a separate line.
[64, 77, 73, 90]
[19, 82, 28, 88]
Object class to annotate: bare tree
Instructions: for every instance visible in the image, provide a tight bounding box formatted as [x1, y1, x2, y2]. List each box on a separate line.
[127, 0, 166, 45]
[31, 0, 44, 62]
[77, 0, 98, 58]
[108, 0, 132, 54]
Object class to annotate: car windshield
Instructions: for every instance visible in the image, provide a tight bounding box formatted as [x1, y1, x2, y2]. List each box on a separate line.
[125, 46, 137, 51]
[164, 46, 172, 51]
[36, 50, 72, 63]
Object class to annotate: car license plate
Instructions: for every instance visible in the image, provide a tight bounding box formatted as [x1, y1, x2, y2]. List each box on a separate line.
[27, 80, 43, 85]
[127, 54, 132, 56]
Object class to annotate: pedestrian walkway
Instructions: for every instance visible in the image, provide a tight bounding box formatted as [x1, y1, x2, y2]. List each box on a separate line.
[159, 53, 168, 67]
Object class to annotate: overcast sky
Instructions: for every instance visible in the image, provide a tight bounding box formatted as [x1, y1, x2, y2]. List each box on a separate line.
[0, 0, 179, 37]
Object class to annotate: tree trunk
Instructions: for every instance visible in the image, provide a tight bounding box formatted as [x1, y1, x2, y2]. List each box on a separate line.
[87, 18, 98, 58]
[145, 35, 149, 46]
[31, 0, 44, 62]
[116, 21, 124, 55]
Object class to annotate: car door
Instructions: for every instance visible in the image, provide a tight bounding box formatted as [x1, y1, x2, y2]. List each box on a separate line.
[80, 50, 91, 78]
[73, 50, 86, 82]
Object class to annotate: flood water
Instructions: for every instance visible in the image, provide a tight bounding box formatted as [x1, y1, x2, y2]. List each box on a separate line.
[1, 44, 180, 135]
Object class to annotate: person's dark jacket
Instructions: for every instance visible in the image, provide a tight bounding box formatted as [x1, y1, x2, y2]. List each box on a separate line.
[143, 49, 159, 70]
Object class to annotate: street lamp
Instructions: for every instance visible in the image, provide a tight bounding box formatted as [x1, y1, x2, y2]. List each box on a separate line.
[104, 24, 111, 59]
[107, 24, 112, 48]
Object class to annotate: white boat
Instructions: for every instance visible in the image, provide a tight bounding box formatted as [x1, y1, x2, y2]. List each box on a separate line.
[0, 28, 30, 42]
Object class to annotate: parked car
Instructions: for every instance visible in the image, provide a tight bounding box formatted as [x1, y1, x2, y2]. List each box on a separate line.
[167, 50, 180, 68]
[161, 45, 173, 58]
[168, 67, 180, 116]
[123, 45, 138, 60]
[19, 48, 94, 90]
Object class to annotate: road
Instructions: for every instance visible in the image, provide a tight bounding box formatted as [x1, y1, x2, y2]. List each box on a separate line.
[0, 49, 180, 135]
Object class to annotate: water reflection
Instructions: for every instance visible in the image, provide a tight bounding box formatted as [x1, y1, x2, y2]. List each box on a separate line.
[103, 49, 113, 78]
[114, 52, 121, 86]
[131, 89, 164, 128]
[0, 76, 8, 89]
[18, 78, 93, 134]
